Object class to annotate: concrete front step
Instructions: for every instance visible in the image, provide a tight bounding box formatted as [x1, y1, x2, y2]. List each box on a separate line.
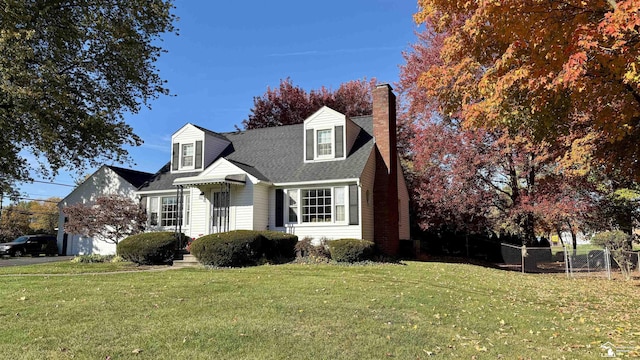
[172, 254, 199, 268]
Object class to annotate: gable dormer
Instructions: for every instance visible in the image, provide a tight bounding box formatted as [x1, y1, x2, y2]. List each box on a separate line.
[171, 124, 230, 173]
[303, 106, 360, 163]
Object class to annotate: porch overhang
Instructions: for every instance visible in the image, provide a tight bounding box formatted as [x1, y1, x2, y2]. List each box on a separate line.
[172, 173, 247, 187]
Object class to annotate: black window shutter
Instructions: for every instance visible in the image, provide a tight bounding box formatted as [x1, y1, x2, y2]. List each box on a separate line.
[195, 140, 203, 169]
[305, 129, 314, 160]
[172, 143, 179, 170]
[349, 184, 359, 225]
[335, 125, 344, 158]
[275, 189, 284, 227]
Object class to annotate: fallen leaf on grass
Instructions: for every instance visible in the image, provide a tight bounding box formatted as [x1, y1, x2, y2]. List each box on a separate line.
[132, 348, 143, 354]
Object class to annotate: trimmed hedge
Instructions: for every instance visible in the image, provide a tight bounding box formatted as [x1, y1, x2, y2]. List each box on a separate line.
[261, 231, 298, 262]
[328, 239, 375, 263]
[190, 230, 263, 267]
[117, 232, 181, 265]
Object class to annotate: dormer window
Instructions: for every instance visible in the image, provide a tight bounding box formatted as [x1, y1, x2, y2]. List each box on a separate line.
[172, 140, 203, 172]
[305, 125, 344, 162]
[316, 129, 332, 157]
[182, 143, 194, 167]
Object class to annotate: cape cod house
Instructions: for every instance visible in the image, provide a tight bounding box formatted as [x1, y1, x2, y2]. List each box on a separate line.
[57, 84, 410, 256]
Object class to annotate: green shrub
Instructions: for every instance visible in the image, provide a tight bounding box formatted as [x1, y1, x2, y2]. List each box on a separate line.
[71, 254, 115, 263]
[117, 232, 180, 265]
[328, 239, 375, 263]
[190, 230, 263, 267]
[260, 231, 298, 262]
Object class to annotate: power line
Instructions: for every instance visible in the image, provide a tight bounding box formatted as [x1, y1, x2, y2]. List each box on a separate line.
[31, 180, 75, 187]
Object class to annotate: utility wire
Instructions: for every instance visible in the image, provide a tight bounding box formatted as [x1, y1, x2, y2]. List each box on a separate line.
[31, 180, 75, 187]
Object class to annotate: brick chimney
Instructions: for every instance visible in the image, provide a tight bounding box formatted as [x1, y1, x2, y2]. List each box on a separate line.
[372, 84, 399, 256]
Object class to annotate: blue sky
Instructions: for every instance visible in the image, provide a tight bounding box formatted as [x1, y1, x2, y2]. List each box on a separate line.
[13, 0, 420, 204]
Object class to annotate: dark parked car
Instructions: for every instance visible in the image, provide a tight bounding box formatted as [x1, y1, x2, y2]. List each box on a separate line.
[0, 235, 59, 257]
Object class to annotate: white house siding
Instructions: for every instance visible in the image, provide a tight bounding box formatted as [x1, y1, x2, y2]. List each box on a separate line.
[203, 132, 230, 167]
[359, 149, 376, 242]
[397, 160, 411, 240]
[57, 166, 139, 255]
[284, 224, 361, 242]
[189, 188, 209, 238]
[231, 181, 254, 230]
[199, 157, 243, 177]
[305, 107, 346, 130]
[252, 183, 269, 231]
[345, 117, 360, 156]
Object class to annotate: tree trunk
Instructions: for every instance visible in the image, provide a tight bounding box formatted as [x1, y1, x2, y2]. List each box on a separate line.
[555, 228, 565, 247]
[523, 212, 537, 246]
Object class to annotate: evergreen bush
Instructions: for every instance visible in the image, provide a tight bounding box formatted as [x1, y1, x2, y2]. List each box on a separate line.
[117, 232, 180, 265]
[190, 230, 263, 267]
[260, 231, 298, 262]
[327, 239, 375, 263]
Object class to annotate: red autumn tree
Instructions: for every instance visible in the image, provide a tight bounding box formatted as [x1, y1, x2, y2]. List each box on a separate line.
[414, 0, 640, 181]
[242, 77, 376, 129]
[399, 22, 599, 245]
[64, 195, 146, 245]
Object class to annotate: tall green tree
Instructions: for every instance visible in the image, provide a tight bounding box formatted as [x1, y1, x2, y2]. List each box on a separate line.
[0, 0, 177, 197]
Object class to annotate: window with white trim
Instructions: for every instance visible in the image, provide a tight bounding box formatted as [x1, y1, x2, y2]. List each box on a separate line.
[302, 188, 332, 223]
[182, 143, 194, 167]
[161, 196, 178, 227]
[334, 187, 345, 222]
[149, 195, 193, 227]
[282, 186, 355, 225]
[316, 129, 332, 157]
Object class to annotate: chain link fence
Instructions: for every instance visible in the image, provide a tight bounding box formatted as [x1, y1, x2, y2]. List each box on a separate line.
[500, 243, 640, 279]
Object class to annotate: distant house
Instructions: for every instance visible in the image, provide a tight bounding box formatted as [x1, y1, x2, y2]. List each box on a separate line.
[56, 165, 153, 255]
[58, 84, 410, 255]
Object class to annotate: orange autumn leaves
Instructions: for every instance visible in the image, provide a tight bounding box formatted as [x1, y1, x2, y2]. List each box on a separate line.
[413, 0, 640, 179]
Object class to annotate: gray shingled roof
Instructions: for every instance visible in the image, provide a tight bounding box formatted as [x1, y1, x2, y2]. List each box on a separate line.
[106, 166, 153, 188]
[138, 116, 374, 191]
[137, 163, 202, 192]
[221, 116, 373, 183]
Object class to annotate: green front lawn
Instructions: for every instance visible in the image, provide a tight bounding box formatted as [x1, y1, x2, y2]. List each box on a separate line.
[0, 262, 638, 359]
[0, 260, 144, 275]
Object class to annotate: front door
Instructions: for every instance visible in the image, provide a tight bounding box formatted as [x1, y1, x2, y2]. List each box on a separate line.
[211, 189, 230, 233]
